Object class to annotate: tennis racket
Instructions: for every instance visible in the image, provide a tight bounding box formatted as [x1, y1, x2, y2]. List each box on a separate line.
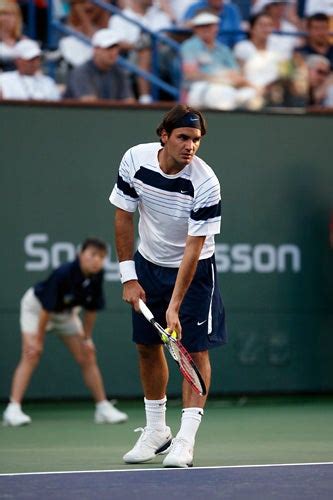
[138, 299, 207, 396]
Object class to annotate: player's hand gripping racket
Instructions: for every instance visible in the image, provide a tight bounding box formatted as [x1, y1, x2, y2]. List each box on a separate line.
[138, 299, 207, 396]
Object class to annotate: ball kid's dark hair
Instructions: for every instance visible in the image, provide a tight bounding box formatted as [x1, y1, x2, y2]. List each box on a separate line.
[81, 237, 107, 253]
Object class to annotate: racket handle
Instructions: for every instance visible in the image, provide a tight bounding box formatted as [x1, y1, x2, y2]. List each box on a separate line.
[138, 299, 154, 322]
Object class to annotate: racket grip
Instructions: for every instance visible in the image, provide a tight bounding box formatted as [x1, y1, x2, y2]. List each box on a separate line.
[138, 299, 154, 322]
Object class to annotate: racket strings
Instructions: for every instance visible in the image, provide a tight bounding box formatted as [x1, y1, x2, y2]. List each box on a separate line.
[139, 301, 206, 396]
[168, 341, 204, 395]
[167, 341, 182, 362]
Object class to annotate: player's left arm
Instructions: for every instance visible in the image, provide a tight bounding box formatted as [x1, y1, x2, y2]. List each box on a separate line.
[166, 235, 206, 337]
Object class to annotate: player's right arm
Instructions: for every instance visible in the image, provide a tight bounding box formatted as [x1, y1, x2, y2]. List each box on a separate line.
[114, 208, 146, 310]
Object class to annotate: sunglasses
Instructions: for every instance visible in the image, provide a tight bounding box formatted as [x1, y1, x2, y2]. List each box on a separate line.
[316, 68, 330, 76]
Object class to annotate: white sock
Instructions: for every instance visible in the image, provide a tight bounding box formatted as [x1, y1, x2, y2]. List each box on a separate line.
[96, 400, 109, 410]
[176, 407, 204, 446]
[144, 396, 167, 430]
[9, 399, 21, 408]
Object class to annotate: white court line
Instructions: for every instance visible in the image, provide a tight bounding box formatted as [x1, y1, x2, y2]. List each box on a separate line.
[0, 462, 332, 477]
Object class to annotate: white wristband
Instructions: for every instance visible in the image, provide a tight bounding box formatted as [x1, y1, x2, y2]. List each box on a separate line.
[119, 260, 138, 284]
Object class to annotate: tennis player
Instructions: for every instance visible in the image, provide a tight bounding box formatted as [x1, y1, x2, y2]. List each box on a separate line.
[3, 238, 128, 426]
[109, 104, 226, 467]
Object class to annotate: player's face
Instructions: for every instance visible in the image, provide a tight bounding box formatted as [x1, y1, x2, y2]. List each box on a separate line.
[161, 127, 201, 170]
[79, 247, 107, 275]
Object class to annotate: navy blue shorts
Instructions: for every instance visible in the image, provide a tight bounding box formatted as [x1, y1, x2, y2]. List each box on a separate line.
[132, 252, 227, 353]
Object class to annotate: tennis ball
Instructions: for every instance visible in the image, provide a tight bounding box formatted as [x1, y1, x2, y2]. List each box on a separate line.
[161, 332, 169, 343]
[166, 328, 178, 339]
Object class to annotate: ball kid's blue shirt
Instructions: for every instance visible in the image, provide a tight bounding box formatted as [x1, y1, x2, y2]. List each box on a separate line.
[34, 258, 105, 313]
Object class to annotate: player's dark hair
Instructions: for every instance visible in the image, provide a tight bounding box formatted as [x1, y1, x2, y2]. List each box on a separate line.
[307, 12, 329, 26]
[156, 104, 207, 146]
[81, 237, 107, 253]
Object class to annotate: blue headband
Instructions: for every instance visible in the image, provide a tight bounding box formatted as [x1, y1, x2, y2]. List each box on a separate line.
[173, 112, 202, 130]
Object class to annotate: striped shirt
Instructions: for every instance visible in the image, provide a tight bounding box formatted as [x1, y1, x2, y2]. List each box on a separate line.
[109, 142, 221, 267]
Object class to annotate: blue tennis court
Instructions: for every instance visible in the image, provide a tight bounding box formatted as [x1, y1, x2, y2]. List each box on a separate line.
[1, 463, 333, 500]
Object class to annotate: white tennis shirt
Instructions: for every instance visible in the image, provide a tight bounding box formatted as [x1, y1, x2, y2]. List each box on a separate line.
[0, 71, 60, 101]
[109, 142, 221, 268]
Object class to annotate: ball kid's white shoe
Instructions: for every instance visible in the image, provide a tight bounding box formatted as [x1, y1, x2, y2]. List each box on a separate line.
[3, 403, 31, 427]
[95, 401, 128, 424]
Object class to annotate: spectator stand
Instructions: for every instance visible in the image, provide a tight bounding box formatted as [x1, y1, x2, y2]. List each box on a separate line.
[47, 0, 181, 102]
[22, 1, 333, 105]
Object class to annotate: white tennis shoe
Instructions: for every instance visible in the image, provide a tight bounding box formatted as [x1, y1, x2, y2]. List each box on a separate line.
[3, 403, 31, 427]
[163, 437, 194, 468]
[94, 401, 128, 424]
[123, 426, 172, 463]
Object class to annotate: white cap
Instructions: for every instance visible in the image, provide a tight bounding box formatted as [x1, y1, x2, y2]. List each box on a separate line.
[191, 12, 220, 27]
[91, 29, 121, 48]
[251, 0, 292, 15]
[15, 39, 41, 60]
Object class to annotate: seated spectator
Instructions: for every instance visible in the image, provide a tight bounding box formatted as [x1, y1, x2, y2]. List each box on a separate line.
[64, 28, 136, 102]
[182, 0, 244, 48]
[306, 54, 332, 105]
[0, 39, 60, 100]
[181, 12, 261, 110]
[234, 12, 288, 89]
[304, 0, 333, 40]
[253, 0, 302, 27]
[0, 0, 25, 72]
[59, 0, 111, 68]
[295, 13, 333, 70]
[108, 0, 173, 103]
[251, 0, 301, 58]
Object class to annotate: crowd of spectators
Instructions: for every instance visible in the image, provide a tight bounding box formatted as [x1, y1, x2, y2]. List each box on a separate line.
[0, 0, 332, 109]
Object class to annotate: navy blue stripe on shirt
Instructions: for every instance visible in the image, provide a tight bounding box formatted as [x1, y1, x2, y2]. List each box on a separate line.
[117, 174, 139, 199]
[191, 201, 221, 221]
[134, 167, 194, 197]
